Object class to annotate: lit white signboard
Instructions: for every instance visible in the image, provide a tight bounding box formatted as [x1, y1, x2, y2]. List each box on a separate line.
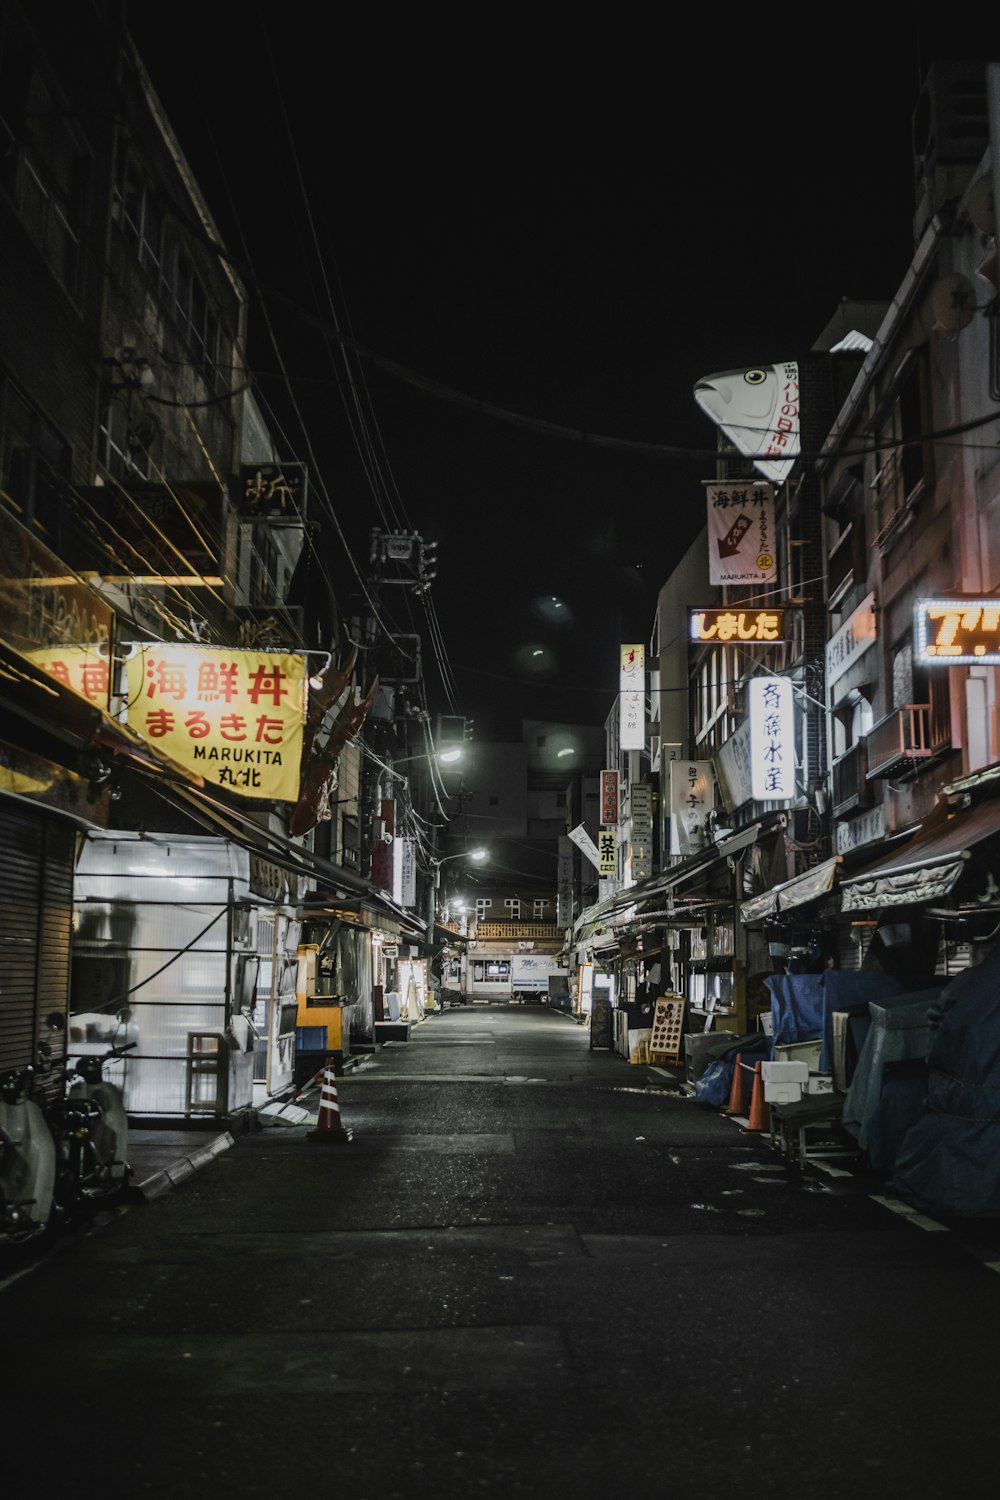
[694, 362, 800, 486]
[915, 598, 1000, 665]
[749, 676, 794, 802]
[705, 481, 777, 586]
[619, 644, 645, 750]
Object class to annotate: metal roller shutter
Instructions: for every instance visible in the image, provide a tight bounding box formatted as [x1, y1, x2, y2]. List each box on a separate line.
[0, 804, 74, 1097]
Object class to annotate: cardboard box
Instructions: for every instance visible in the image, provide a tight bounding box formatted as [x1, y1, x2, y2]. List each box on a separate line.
[805, 1074, 834, 1095]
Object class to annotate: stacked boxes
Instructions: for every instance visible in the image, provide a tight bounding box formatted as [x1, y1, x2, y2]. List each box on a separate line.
[761, 1059, 809, 1104]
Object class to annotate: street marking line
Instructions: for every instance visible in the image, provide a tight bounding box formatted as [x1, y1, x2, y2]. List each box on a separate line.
[809, 1159, 853, 1178]
[870, 1194, 948, 1232]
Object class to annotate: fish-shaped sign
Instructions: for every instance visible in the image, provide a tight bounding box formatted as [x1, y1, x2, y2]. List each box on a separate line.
[694, 361, 800, 486]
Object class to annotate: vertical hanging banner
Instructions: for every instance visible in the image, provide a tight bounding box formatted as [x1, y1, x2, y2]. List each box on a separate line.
[704, 481, 777, 586]
[371, 798, 395, 891]
[393, 837, 416, 907]
[630, 783, 653, 880]
[693, 361, 800, 486]
[600, 769, 620, 825]
[619, 644, 645, 750]
[125, 646, 306, 801]
[701, 480, 779, 585]
[670, 761, 714, 854]
[598, 827, 617, 877]
[749, 676, 795, 801]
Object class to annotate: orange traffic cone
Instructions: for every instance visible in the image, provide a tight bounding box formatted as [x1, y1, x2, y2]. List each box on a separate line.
[744, 1062, 770, 1133]
[306, 1059, 354, 1144]
[725, 1054, 746, 1115]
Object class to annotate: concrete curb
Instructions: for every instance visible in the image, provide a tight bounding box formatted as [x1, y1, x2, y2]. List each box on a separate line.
[138, 1131, 236, 1201]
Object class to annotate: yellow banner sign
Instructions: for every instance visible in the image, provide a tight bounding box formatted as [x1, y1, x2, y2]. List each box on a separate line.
[29, 646, 112, 707]
[125, 647, 306, 801]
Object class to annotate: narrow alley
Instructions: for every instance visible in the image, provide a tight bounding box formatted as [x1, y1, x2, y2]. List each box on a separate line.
[4, 1004, 999, 1499]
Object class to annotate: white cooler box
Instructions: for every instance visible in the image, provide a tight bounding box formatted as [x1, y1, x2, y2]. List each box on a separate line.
[761, 1059, 809, 1104]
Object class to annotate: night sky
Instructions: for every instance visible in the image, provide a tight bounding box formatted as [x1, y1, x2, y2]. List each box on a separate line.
[124, 11, 977, 732]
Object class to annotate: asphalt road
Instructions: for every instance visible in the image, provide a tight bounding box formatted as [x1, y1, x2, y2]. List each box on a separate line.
[5, 1005, 1000, 1499]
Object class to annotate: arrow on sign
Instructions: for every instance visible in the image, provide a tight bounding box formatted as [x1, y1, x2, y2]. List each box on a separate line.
[718, 512, 752, 558]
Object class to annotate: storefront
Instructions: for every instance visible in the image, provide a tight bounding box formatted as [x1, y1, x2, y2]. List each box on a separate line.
[72, 831, 300, 1119]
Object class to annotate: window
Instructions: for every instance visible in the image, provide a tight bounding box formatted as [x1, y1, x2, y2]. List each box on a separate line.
[98, 393, 158, 482]
[1, 382, 72, 541]
[532, 898, 549, 917]
[113, 151, 233, 394]
[475, 898, 491, 918]
[871, 354, 927, 549]
[504, 898, 521, 919]
[1, 61, 89, 298]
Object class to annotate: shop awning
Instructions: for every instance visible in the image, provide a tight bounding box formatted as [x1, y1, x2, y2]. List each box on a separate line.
[840, 797, 1000, 912]
[569, 820, 782, 956]
[741, 856, 840, 924]
[0, 636, 204, 787]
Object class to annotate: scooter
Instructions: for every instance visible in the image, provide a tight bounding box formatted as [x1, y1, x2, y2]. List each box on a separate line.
[0, 1061, 57, 1243]
[50, 1040, 135, 1217]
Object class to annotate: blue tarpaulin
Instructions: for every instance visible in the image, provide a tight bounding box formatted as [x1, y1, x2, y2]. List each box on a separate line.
[841, 988, 939, 1150]
[891, 943, 1000, 1217]
[693, 1035, 770, 1107]
[765, 974, 825, 1053]
[819, 970, 902, 1071]
[765, 971, 907, 1069]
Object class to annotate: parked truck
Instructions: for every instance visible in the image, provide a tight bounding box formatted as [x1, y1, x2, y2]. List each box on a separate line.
[510, 953, 568, 1004]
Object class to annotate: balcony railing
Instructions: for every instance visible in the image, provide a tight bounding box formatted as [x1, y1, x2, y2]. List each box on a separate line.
[831, 741, 869, 817]
[474, 922, 562, 940]
[865, 705, 935, 779]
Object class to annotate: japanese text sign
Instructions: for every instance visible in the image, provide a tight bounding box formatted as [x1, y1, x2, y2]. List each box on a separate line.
[394, 837, 417, 908]
[125, 646, 306, 801]
[619, 644, 645, 751]
[704, 482, 777, 586]
[694, 363, 800, 487]
[29, 647, 111, 707]
[915, 598, 1000, 665]
[598, 827, 617, 877]
[237, 462, 308, 519]
[600, 769, 620, 825]
[690, 607, 783, 644]
[629, 783, 653, 880]
[670, 760, 714, 854]
[1, 511, 114, 710]
[826, 591, 876, 690]
[748, 676, 794, 802]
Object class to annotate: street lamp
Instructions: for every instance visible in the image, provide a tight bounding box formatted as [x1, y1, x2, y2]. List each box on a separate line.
[384, 746, 464, 782]
[427, 847, 487, 933]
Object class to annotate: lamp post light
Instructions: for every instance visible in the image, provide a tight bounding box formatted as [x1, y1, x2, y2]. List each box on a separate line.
[427, 847, 487, 934]
[384, 745, 464, 785]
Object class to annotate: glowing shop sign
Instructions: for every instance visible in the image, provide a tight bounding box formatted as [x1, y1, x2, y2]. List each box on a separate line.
[598, 828, 617, 877]
[600, 769, 620, 824]
[748, 676, 794, 802]
[29, 646, 111, 706]
[915, 598, 1000, 665]
[690, 608, 783, 644]
[125, 646, 306, 801]
[619, 644, 645, 751]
